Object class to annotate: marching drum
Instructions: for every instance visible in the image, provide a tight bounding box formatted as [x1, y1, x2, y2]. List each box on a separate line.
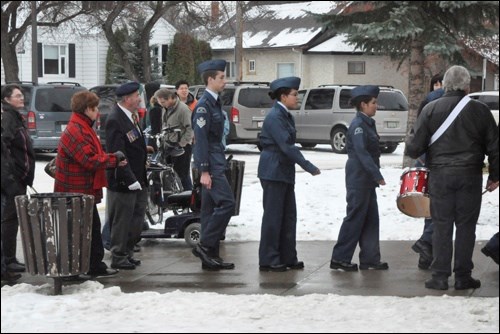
[397, 167, 431, 218]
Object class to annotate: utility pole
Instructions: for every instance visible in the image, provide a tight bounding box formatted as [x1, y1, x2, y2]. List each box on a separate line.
[31, 1, 38, 84]
[234, 1, 243, 81]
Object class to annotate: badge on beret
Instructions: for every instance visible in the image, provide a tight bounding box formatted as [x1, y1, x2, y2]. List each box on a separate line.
[197, 117, 206, 128]
[196, 107, 207, 114]
[354, 127, 363, 135]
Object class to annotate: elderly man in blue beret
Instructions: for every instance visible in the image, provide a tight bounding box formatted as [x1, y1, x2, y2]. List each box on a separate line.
[257, 76, 320, 272]
[191, 59, 236, 271]
[105, 81, 149, 270]
[330, 85, 388, 272]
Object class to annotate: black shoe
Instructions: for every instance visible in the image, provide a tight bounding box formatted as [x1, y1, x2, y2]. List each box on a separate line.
[133, 244, 141, 252]
[425, 277, 448, 290]
[88, 268, 119, 278]
[412, 240, 432, 262]
[214, 257, 235, 270]
[111, 261, 136, 270]
[259, 264, 287, 272]
[61, 274, 92, 282]
[287, 261, 305, 270]
[330, 260, 358, 271]
[418, 256, 431, 270]
[1, 271, 22, 282]
[6, 259, 26, 273]
[359, 262, 389, 270]
[481, 246, 499, 265]
[128, 257, 141, 266]
[455, 277, 481, 290]
[192, 244, 222, 270]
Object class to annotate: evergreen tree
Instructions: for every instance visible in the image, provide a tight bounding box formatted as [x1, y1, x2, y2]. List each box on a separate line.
[317, 1, 498, 166]
[166, 32, 212, 85]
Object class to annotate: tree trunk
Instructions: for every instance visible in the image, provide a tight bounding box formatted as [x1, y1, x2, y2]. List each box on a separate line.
[1, 38, 20, 83]
[402, 39, 426, 168]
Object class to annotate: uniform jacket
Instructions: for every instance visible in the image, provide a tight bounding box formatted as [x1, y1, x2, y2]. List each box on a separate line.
[54, 112, 118, 203]
[345, 111, 383, 188]
[192, 90, 226, 173]
[1, 102, 35, 188]
[105, 104, 148, 192]
[258, 102, 317, 184]
[406, 91, 499, 180]
[162, 99, 194, 147]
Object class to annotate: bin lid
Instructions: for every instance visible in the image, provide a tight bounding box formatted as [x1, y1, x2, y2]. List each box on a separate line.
[31, 192, 84, 199]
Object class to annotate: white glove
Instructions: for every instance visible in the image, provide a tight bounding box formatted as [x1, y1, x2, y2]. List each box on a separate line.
[128, 181, 142, 191]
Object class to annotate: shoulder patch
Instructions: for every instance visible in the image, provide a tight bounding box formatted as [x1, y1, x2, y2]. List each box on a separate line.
[354, 127, 363, 135]
[196, 106, 207, 114]
[196, 117, 206, 128]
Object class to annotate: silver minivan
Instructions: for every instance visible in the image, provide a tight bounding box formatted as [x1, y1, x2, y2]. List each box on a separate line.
[294, 85, 409, 153]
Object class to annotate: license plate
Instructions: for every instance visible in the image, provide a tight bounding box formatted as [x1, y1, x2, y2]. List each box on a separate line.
[386, 121, 398, 128]
[257, 121, 263, 128]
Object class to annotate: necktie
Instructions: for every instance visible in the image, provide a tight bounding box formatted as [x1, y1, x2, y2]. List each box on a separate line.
[132, 112, 139, 126]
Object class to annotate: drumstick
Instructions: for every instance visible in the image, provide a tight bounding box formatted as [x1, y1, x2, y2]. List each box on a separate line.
[482, 189, 488, 195]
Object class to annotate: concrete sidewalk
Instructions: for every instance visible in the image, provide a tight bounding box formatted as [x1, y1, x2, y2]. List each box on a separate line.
[19, 240, 499, 297]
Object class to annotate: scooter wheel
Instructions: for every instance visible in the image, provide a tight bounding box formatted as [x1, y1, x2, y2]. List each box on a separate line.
[184, 222, 201, 247]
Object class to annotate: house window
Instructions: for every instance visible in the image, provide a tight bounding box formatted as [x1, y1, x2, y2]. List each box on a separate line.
[225, 61, 236, 79]
[43, 45, 66, 75]
[277, 63, 295, 78]
[249, 60, 256, 72]
[348, 61, 365, 75]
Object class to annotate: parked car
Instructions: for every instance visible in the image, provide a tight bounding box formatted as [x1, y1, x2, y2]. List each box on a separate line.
[7, 81, 87, 152]
[189, 82, 274, 144]
[89, 83, 147, 147]
[467, 90, 499, 124]
[294, 85, 409, 153]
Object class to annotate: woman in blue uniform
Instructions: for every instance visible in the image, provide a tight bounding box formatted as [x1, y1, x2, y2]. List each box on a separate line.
[330, 85, 388, 271]
[258, 76, 321, 272]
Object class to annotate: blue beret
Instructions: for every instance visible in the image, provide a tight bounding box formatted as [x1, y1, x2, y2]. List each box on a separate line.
[115, 82, 140, 97]
[270, 76, 301, 91]
[351, 85, 380, 99]
[197, 59, 227, 74]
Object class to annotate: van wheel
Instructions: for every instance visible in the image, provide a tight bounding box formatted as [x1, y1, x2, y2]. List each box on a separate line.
[184, 222, 201, 247]
[331, 128, 347, 154]
[300, 143, 317, 148]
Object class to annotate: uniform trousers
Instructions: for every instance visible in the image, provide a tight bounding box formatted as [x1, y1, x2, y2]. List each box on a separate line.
[107, 188, 148, 264]
[428, 171, 482, 279]
[331, 187, 381, 265]
[259, 180, 298, 266]
[200, 172, 235, 253]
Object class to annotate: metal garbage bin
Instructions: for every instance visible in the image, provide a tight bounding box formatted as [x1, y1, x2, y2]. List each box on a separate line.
[15, 192, 94, 295]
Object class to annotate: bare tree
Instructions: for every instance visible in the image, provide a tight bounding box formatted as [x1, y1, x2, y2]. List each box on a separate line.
[1, 1, 90, 82]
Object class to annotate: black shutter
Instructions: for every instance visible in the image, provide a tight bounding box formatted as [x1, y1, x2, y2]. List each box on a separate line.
[69, 43, 75, 78]
[37, 43, 43, 77]
[161, 44, 168, 76]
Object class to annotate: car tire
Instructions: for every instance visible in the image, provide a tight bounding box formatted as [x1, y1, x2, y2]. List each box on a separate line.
[380, 143, 398, 154]
[300, 143, 317, 149]
[331, 127, 347, 154]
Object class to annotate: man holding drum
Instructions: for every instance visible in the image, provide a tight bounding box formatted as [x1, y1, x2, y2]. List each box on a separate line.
[406, 65, 499, 290]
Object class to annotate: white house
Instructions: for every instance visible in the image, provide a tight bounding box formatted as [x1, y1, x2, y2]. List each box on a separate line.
[2, 17, 177, 89]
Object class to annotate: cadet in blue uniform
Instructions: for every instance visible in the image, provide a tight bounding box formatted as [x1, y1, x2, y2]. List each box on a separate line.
[191, 59, 236, 271]
[258, 76, 321, 272]
[330, 85, 388, 272]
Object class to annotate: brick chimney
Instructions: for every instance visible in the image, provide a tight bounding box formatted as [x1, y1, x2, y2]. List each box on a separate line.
[211, 1, 220, 25]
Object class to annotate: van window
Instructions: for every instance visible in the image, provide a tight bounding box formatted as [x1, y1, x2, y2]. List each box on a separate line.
[339, 89, 352, 109]
[377, 91, 408, 111]
[220, 89, 235, 106]
[237, 88, 272, 108]
[475, 95, 499, 110]
[34, 88, 76, 112]
[305, 89, 335, 110]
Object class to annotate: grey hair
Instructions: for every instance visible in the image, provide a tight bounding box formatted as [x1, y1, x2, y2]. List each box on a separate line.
[154, 88, 176, 100]
[443, 65, 471, 92]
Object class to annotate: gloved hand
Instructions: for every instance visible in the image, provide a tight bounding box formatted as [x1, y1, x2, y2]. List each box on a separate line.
[114, 150, 126, 161]
[128, 181, 142, 191]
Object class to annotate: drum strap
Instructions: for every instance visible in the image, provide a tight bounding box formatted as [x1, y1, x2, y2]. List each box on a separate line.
[430, 96, 471, 146]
